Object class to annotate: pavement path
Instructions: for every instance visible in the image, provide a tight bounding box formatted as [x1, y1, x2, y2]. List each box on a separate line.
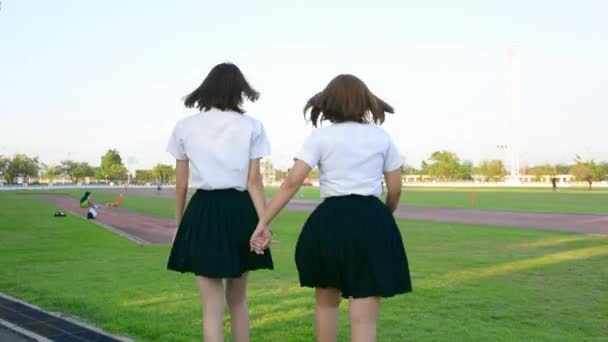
[103, 188, 608, 234]
[38, 190, 608, 246]
[287, 200, 608, 235]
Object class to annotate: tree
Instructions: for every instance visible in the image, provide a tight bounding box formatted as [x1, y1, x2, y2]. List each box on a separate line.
[135, 169, 153, 184]
[401, 164, 420, 175]
[475, 160, 506, 181]
[598, 162, 608, 181]
[60, 160, 77, 180]
[44, 164, 61, 181]
[99, 149, 128, 181]
[60, 160, 95, 183]
[426, 151, 462, 181]
[527, 164, 556, 181]
[569, 163, 591, 181]
[308, 168, 319, 180]
[275, 169, 288, 182]
[152, 164, 175, 184]
[570, 156, 606, 181]
[73, 163, 95, 182]
[5, 154, 40, 183]
[555, 164, 571, 175]
[457, 160, 473, 180]
[94, 167, 105, 182]
[101, 149, 123, 169]
[0, 155, 9, 183]
[420, 161, 430, 175]
[107, 164, 129, 181]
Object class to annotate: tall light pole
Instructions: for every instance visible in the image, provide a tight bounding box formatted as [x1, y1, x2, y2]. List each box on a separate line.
[507, 48, 521, 183]
[126, 156, 138, 187]
[496, 144, 508, 169]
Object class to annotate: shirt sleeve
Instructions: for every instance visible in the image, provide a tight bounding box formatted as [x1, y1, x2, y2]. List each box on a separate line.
[383, 136, 402, 172]
[166, 123, 188, 160]
[295, 130, 322, 168]
[250, 121, 271, 159]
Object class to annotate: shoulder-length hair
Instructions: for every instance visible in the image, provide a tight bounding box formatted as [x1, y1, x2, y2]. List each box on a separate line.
[304, 74, 394, 127]
[184, 63, 259, 113]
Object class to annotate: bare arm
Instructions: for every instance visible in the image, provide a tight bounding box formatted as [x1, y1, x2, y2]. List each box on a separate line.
[247, 159, 266, 218]
[383, 169, 402, 213]
[260, 160, 311, 225]
[250, 160, 311, 252]
[174, 159, 189, 225]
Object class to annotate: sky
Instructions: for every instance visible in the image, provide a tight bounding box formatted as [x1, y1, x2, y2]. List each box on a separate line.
[1, 0, 607, 171]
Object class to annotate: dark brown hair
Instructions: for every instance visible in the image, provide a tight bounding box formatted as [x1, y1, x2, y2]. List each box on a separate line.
[304, 74, 394, 127]
[184, 63, 259, 113]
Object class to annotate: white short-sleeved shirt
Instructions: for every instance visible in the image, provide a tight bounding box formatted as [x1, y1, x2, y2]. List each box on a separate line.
[166, 108, 270, 190]
[296, 122, 401, 198]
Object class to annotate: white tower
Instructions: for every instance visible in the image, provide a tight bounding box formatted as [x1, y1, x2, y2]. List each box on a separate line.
[506, 48, 521, 183]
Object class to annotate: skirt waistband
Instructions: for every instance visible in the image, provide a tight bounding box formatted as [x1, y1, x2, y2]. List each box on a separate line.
[323, 194, 380, 202]
[195, 188, 248, 194]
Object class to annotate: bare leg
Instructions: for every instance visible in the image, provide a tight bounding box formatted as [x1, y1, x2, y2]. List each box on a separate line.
[225, 272, 250, 342]
[196, 276, 225, 342]
[316, 288, 341, 342]
[349, 297, 380, 342]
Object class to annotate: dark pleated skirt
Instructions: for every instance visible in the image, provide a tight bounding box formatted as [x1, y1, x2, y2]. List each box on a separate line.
[295, 195, 412, 298]
[167, 189, 273, 278]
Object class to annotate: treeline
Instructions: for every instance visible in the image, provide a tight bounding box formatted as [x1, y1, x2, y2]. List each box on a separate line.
[0, 150, 176, 185]
[401, 151, 608, 182]
[134, 164, 175, 184]
[525, 156, 608, 181]
[2, 149, 605, 185]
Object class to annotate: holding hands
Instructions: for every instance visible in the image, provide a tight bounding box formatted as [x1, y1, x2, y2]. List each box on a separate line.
[250, 222, 271, 254]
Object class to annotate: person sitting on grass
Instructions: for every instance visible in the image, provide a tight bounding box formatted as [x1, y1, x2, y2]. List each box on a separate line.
[80, 191, 100, 209]
[105, 194, 123, 207]
[80, 191, 100, 219]
[87, 206, 98, 220]
[79, 191, 92, 208]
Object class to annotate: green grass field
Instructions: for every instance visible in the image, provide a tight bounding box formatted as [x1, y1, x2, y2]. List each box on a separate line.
[1, 191, 607, 341]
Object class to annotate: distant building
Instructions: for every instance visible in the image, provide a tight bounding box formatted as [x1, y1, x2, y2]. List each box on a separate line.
[518, 175, 535, 183]
[472, 174, 489, 182]
[260, 159, 276, 186]
[28, 175, 75, 184]
[540, 174, 574, 184]
[402, 175, 431, 183]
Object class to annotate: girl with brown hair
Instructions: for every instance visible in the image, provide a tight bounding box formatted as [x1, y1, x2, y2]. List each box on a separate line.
[251, 74, 412, 341]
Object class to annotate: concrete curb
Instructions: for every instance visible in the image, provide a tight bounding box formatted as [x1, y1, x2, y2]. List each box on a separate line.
[0, 318, 49, 341]
[0, 293, 133, 342]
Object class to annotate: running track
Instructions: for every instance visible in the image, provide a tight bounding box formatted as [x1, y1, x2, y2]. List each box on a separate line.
[100, 188, 608, 235]
[39, 188, 608, 244]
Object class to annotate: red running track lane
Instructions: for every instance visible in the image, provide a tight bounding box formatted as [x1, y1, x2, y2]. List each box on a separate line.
[39, 189, 606, 245]
[98, 188, 608, 235]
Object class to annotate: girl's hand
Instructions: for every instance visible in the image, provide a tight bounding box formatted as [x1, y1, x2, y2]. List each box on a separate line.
[250, 222, 271, 254]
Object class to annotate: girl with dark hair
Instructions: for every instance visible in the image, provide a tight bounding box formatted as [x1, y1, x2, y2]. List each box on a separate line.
[79, 191, 92, 208]
[167, 63, 273, 342]
[251, 74, 412, 342]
